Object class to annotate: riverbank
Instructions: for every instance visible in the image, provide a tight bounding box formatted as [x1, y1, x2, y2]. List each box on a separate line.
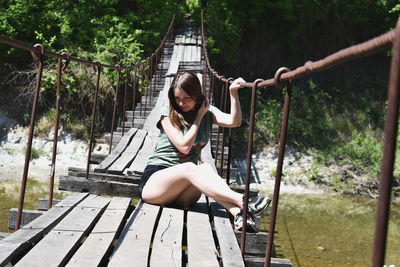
[1, 112, 398, 201]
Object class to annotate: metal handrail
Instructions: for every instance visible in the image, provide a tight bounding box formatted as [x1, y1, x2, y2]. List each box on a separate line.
[201, 8, 399, 267]
[0, 13, 175, 230]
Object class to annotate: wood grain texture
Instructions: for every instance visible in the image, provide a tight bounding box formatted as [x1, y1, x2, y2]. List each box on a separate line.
[109, 201, 160, 267]
[0, 193, 88, 267]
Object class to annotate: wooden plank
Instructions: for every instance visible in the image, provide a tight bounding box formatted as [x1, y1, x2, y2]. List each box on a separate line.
[107, 129, 147, 174]
[0, 193, 88, 267]
[89, 152, 107, 164]
[187, 195, 219, 267]
[15, 195, 110, 267]
[8, 209, 45, 230]
[109, 201, 160, 267]
[126, 75, 172, 174]
[150, 206, 183, 266]
[58, 175, 139, 198]
[95, 128, 137, 173]
[234, 230, 268, 255]
[38, 198, 61, 211]
[68, 167, 140, 183]
[184, 46, 191, 62]
[192, 45, 197, 61]
[166, 56, 180, 77]
[197, 46, 201, 62]
[126, 133, 159, 175]
[244, 255, 293, 267]
[66, 197, 132, 267]
[210, 200, 245, 267]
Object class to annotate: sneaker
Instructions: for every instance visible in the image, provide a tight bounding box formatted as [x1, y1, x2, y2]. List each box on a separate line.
[246, 196, 271, 216]
[234, 210, 257, 233]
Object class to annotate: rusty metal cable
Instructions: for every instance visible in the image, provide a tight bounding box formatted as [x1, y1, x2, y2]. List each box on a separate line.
[200, 10, 395, 88]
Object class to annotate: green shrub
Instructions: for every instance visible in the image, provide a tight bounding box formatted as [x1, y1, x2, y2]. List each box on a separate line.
[24, 146, 44, 161]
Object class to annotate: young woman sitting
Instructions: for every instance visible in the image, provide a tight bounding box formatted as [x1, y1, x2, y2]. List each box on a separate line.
[138, 72, 270, 231]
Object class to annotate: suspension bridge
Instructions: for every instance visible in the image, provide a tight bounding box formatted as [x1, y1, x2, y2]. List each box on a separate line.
[0, 9, 399, 267]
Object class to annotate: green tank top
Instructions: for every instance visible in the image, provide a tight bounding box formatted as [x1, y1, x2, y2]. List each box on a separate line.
[147, 105, 215, 167]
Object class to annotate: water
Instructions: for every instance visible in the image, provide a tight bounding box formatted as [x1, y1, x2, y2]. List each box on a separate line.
[1, 181, 399, 266]
[0, 178, 71, 233]
[259, 194, 400, 266]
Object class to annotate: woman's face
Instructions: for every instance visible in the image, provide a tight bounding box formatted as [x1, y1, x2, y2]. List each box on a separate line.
[174, 86, 196, 112]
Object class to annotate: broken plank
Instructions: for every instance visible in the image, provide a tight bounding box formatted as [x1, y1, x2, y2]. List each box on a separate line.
[107, 129, 147, 174]
[150, 206, 184, 266]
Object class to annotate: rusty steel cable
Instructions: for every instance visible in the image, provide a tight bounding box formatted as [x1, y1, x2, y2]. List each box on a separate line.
[132, 65, 138, 128]
[371, 18, 400, 267]
[121, 67, 130, 137]
[109, 64, 121, 154]
[16, 44, 45, 230]
[85, 62, 102, 179]
[265, 68, 293, 267]
[48, 53, 70, 210]
[5, 13, 175, 230]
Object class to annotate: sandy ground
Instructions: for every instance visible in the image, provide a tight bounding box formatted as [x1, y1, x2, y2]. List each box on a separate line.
[0, 111, 108, 184]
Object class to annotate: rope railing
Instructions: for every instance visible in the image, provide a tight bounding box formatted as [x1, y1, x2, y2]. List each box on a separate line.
[201, 9, 399, 267]
[0, 13, 175, 231]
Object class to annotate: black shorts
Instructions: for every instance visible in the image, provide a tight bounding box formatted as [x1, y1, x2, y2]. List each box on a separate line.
[138, 165, 168, 199]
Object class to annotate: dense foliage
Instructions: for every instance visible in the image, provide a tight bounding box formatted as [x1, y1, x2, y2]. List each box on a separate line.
[1, 0, 400, 194]
[0, 0, 183, 137]
[203, 0, 400, 194]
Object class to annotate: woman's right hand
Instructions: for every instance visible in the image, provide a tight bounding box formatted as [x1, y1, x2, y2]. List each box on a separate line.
[229, 77, 245, 92]
[197, 97, 210, 118]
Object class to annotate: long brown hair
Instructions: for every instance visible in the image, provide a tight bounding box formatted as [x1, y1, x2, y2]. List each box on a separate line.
[168, 72, 205, 128]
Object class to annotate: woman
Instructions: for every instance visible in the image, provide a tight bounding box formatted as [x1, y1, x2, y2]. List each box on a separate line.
[138, 72, 270, 231]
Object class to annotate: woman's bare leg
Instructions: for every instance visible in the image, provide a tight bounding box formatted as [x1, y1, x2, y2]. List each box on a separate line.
[141, 162, 242, 216]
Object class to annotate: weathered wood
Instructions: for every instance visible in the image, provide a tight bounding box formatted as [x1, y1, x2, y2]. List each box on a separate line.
[8, 209, 45, 230]
[187, 195, 219, 267]
[89, 152, 107, 164]
[234, 230, 268, 255]
[58, 175, 139, 198]
[126, 133, 159, 175]
[244, 255, 293, 267]
[109, 201, 160, 267]
[37, 198, 61, 211]
[107, 129, 147, 174]
[68, 167, 140, 183]
[95, 128, 137, 173]
[0, 233, 10, 241]
[14, 195, 110, 267]
[150, 206, 184, 266]
[210, 200, 245, 267]
[66, 197, 132, 267]
[0, 193, 88, 267]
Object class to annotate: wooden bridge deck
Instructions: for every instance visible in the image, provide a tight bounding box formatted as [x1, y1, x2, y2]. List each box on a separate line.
[2, 21, 292, 267]
[0, 192, 246, 266]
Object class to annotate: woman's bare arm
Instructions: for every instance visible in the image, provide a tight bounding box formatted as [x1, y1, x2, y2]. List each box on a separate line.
[161, 98, 209, 154]
[212, 77, 244, 128]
